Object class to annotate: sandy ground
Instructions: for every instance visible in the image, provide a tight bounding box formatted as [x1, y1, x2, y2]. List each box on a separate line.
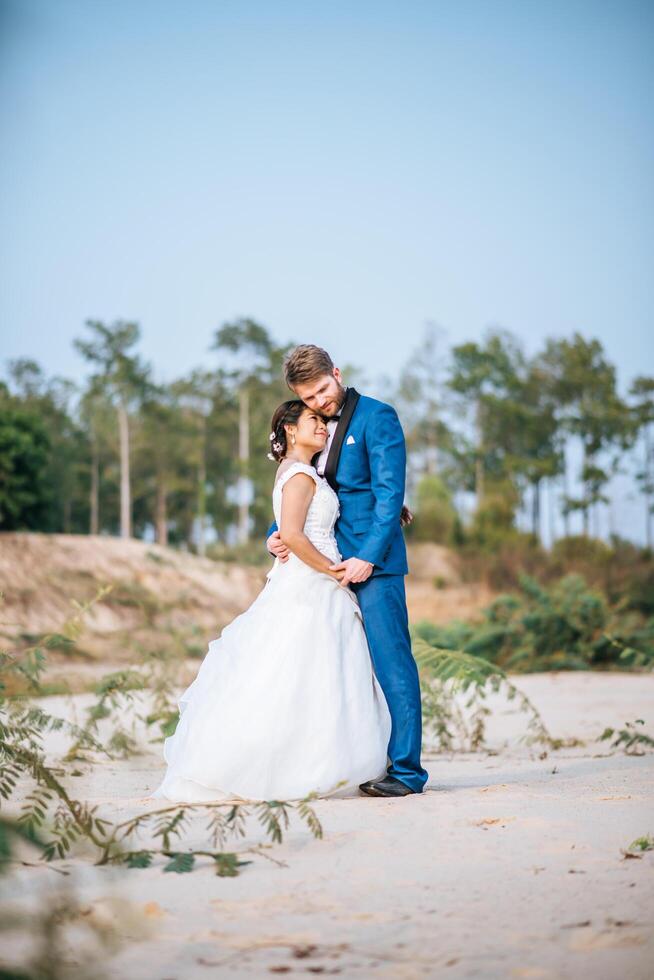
[3, 672, 654, 979]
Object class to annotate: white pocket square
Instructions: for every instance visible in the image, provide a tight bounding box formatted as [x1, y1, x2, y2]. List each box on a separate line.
[346, 434, 356, 445]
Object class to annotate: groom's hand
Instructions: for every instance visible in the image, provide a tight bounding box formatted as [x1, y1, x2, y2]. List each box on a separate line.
[267, 530, 290, 562]
[329, 557, 373, 585]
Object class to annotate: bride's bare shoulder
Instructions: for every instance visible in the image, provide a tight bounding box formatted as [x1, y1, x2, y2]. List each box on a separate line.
[273, 460, 318, 490]
[273, 460, 294, 488]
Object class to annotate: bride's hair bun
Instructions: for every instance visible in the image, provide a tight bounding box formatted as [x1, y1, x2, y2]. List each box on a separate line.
[268, 400, 306, 462]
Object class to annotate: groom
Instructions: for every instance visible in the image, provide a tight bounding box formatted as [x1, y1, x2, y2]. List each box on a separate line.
[266, 344, 429, 797]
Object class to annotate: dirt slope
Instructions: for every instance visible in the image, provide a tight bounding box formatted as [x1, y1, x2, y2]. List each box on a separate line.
[0, 534, 491, 689]
[0, 533, 264, 681]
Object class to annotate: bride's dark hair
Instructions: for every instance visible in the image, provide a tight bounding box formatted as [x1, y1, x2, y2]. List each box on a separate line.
[268, 400, 307, 462]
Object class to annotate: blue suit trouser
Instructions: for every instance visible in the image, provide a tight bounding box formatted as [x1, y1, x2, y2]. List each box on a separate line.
[351, 574, 429, 793]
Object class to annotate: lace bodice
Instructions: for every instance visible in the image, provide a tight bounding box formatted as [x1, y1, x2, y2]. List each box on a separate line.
[272, 461, 341, 565]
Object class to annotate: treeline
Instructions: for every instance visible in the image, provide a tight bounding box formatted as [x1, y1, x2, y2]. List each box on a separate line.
[1, 319, 653, 551]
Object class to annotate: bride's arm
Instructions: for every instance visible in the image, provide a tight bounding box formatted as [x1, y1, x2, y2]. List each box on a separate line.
[279, 474, 345, 582]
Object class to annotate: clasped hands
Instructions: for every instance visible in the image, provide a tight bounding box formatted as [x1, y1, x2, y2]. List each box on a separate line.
[266, 532, 373, 585]
[329, 556, 374, 585]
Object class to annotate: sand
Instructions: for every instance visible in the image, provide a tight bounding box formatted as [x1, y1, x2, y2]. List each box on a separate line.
[3, 671, 653, 979]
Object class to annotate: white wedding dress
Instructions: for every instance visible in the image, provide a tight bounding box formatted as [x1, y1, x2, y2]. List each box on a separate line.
[151, 461, 391, 802]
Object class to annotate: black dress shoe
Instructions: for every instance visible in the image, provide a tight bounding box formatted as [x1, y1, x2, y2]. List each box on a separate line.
[359, 775, 417, 797]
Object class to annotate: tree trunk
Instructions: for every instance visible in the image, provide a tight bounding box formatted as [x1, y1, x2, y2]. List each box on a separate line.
[591, 500, 600, 539]
[531, 480, 541, 539]
[581, 443, 590, 537]
[547, 478, 556, 546]
[197, 416, 207, 557]
[63, 496, 71, 534]
[90, 433, 99, 535]
[426, 430, 438, 476]
[156, 478, 168, 546]
[475, 399, 484, 506]
[237, 386, 250, 545]
[607, 495, 616, 540]
[117, 402, 131, 539]
[645, 423, 652, 550]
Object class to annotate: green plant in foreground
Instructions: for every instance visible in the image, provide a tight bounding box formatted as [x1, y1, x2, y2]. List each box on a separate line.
[413, 635, 554, 751]
[1, 590, 323, 879]
[598, 719, 654, 755]
[621, 833, 654, 861]
[62, 590, 223, 760]
[4, 689, 323, 875]
[1, 813, 125, 980]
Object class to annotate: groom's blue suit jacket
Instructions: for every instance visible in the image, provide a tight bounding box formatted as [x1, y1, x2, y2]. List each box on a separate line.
[266, 387, 409, 577]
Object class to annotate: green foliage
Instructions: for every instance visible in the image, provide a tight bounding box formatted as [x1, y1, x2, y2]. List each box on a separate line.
[0, 811, 123, 980]
[552, 535, 654, 617]
[456, 534, 654, 615]
[467, 478, 521, 550]
[2, 322, 653, 560]
[125, 849, 153, 868]
[414, 573, 654, 672]
[445, 329, 562, 524]
[0, 402, 52, 530]
[598, 719, 654, 754]
[410, 474, 458, 544]
[625, 834, 654, 853]
[630, 375, 654, 548]
[214, 852, 250, 876]
[550, 534, 613, 567]
[163, 851, 195, 873]
[1, 590, 324, 886]
[4, 360, 92, 534]
[412, 632, 553, 751]
[456, 533, 545, 591]
[539, 334, 634, 532]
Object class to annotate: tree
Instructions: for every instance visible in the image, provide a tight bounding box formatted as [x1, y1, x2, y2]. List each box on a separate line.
[133, 387, 183, 545]
[447, 330, 524, 507]
[492, 361, 562, 538]
[411, 474, 458, 544]
[396, 324, 456, 506]
[630, 376, 654, 549]
[74, 321, 151, 539]
[540, 335, 633, 536]
[169, 370, 217, 554]
[0, 389, 51, 530]
[5, 360, 85, 533]
[211, 319, 289, 544]
[78, 382, 115, 535]
[468, 477, 521, 551]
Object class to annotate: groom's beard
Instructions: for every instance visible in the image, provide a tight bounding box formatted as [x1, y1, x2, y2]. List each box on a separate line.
[323, 384, 347, 418]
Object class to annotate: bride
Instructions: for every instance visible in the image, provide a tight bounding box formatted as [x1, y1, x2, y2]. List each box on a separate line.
[151, 398, 392, 802]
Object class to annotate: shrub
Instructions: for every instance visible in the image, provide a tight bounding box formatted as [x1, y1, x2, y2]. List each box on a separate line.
[467, 479, 520, 551]
[410, 474, 458, 544]
[413, 573, 654, 672]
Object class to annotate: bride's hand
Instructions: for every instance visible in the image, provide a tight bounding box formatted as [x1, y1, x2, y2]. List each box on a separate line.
[329, 557, 373, 586]
[267, 530, 290, 562]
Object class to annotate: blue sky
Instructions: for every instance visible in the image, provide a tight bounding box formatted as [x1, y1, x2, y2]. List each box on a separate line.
[1, 0, 653, 537]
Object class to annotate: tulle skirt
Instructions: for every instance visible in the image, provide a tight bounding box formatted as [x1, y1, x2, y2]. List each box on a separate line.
[151, 556, 391, 802]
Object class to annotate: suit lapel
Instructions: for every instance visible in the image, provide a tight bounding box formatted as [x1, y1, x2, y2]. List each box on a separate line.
[324, 387, 360, 492]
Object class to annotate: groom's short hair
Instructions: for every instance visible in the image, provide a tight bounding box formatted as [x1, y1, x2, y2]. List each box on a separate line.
[284, 345, 335, 388]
